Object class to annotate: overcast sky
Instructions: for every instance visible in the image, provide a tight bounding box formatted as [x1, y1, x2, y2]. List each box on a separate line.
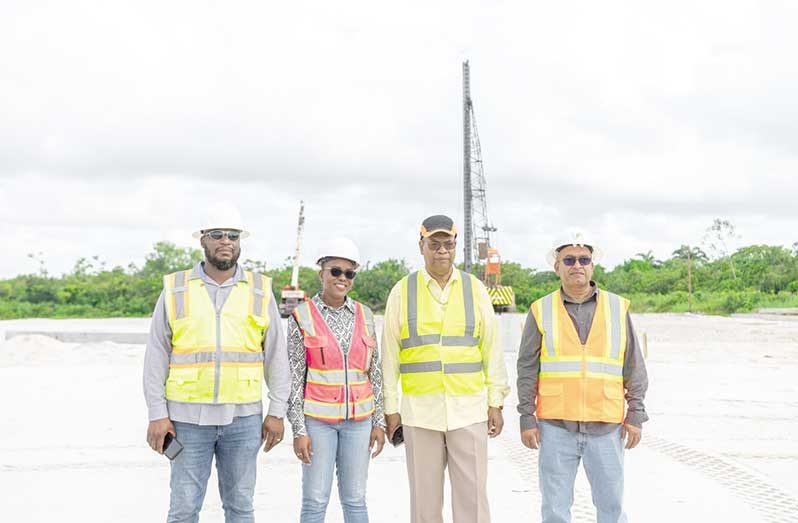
[2, 1, 797, 279]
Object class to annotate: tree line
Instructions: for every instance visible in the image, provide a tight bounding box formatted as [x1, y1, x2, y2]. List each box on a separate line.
[2, 238, 797, 319]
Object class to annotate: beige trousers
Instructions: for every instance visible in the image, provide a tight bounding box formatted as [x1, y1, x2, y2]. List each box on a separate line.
[404, 422, 490, 523]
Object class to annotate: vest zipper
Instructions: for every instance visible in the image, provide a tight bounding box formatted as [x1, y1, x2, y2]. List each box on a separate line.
[320, 348, 326, 365]
[214, 309, 222, 403]
[581, 343, 587, 420]
[343, 350, 350, 420]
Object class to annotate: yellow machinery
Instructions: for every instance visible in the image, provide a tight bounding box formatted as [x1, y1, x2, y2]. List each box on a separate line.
[484, 247, 516, 312]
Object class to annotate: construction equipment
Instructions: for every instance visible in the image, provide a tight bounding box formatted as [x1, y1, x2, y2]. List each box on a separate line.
[279, 201, 307, 318]
[462, 61, 516, 313]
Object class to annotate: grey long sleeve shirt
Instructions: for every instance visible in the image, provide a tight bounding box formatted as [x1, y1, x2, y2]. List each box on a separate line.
[142, 262, 291, 426]
[516, 283, 649, 434]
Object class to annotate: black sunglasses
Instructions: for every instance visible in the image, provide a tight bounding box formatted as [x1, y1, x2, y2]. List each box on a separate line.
[204, 230, 241, 241]
[562, 255, 592, 267]
[324, 267, 357, 280]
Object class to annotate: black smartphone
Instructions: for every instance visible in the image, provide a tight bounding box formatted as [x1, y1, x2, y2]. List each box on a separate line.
[163, 432, 184, 460]
[390, 425, 404, 447]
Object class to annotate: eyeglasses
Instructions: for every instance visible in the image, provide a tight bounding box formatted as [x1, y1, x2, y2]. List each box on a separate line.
[561, 255, 592, 267]
[323, 267, 357, 280]
[203, 230, 241, 241]
[425, 239, 457, 252]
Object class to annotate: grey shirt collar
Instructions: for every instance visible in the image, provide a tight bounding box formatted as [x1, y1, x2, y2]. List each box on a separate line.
[189, 262, 244, 287]
[560, 282, 598, 304]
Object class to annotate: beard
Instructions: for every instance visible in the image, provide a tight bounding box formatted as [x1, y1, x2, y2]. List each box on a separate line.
[204, 245, 241, 271]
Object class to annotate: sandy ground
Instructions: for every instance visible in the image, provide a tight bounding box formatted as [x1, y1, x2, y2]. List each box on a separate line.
[1, 313, 796, 522]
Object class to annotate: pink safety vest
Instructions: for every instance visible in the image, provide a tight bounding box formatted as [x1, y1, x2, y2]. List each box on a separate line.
[292, 300, 377, 423]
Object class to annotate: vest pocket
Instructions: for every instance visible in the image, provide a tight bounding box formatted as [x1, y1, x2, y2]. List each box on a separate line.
[349, 381, 375, 418]
[234, 367, 263, 403]
[602, 383, 625, 422]
[342, 334, 373, 370]
[304, 335, 329, 367]
[537, 382, 564, 419]
[305, 383, 344, 404]
[166, 367, 200, 401]
[171, 317, 200, 350]
[248, 313, 268, 330]
[244, 314, 269, 350]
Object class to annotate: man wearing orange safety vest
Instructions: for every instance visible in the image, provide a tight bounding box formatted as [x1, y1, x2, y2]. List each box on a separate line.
[143, 205, 290, 522]
[516, 232, 649, 523]
[382, 215, 510, 523]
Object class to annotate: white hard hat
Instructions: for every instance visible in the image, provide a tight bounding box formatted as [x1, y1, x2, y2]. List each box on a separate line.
[316, 236, 361, 268]
[193, 203, 250, 239]
[545, 230, 602, 267]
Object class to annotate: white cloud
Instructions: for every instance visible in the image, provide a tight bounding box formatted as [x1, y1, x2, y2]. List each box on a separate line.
[1, 0, 796, 279]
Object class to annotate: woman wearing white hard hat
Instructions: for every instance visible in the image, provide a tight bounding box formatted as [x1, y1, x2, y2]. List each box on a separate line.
[286, 236, 385, 522]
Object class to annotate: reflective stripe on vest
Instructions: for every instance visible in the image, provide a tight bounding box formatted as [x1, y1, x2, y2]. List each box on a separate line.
[398, 270, 485, 397]
[293, 299, 376, 423]
[360, 303, 376, 338]
[303, 396, 376, 421]
[306, 369, 369, 385]
[163, 269, 271, 404]
[533, 288, 629, 423]
[401, 270, 480, 349]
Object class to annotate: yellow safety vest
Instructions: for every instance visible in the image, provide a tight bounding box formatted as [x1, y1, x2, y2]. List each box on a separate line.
[531, 288, 629, 423]
[398, 270, 485, 396]
[163, 269, 272, 404]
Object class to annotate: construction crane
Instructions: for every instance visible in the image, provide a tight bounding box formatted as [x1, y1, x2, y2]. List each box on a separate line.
[279, 201, 307, 318]
[462, 61, 516, 312]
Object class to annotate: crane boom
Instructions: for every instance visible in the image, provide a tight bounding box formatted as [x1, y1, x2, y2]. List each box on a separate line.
[290, 201, 305, 288]
[462, 60, 496, 271]
[279, 200, 308, 318]
[461, 60, 515, 313]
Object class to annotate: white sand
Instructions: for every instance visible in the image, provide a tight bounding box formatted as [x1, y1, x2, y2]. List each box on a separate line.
[0, 313, 796, 522]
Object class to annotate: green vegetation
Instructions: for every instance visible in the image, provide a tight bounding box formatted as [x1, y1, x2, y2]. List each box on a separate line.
[2, 239, 797, 319]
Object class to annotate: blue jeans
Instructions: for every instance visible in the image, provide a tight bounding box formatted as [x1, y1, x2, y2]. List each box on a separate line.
[168, 414, 262, 523]
[538, 421, 627, 523]
[300, 417, 372, 523]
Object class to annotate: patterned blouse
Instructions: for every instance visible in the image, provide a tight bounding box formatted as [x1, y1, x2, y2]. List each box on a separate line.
[286, 293, 386, 437]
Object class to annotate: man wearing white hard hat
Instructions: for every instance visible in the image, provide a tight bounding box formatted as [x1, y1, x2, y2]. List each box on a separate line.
[286, 236, 386, 522]
[143, 204, 291, 522]
[516, 231, 649, 523]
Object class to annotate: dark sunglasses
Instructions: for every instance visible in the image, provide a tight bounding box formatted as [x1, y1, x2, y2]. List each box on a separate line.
[204, 230, 241, 241]
[324, 267, 357, 280]
[425, 239, 457, 252]
[562, 255, 592, 267]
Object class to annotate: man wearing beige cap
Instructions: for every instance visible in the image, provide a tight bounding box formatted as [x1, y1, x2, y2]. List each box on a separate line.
[382, 215, 510, 523]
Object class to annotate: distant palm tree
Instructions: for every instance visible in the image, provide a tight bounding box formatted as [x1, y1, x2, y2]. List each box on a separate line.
[671, 245, 708, 264]
[671, 244, 707, 313]
[635, 250, 661, 266]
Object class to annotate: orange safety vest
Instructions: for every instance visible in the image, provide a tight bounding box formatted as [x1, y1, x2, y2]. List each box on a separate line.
[292, 299, 377, 423]
[531, 288, 629, 423]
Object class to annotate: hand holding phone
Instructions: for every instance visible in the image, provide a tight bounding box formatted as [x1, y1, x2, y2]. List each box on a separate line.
[147, 418, 175, 454]
[163, 432, 184, 460]
[390, 425, 404, 447]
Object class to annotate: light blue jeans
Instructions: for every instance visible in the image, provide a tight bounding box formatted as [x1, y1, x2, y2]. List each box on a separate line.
[168, 414, 262, 523]
[300, 417, 372, 523]
[538, 421, 627, 523]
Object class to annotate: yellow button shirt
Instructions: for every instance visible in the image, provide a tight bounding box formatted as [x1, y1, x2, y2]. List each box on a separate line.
[381, 267, 510, 432]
